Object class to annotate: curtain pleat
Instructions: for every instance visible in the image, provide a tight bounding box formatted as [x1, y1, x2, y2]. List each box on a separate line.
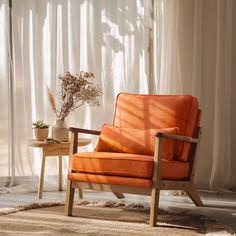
[0, 0, 10, 181]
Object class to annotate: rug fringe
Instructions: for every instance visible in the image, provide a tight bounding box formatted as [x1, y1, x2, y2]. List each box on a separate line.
[0, 201, 63, 216]
[78, 200, 146, 209]
[0, 200, 147, 216]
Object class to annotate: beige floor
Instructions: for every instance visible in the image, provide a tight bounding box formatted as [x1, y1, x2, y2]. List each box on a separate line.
[0, 189, 235, 233]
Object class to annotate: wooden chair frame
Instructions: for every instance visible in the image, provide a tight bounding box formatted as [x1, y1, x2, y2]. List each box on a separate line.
[65, 127, 203, 226]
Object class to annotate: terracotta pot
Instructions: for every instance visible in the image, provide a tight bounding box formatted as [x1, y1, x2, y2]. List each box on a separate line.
[52, 119, 68, 142]
[34, 128, 49, 141]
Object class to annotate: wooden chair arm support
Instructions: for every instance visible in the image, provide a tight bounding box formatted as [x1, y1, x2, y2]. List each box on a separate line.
[152, 130, 200, 178]
[68, 127, 100, 170]
[156, 132, 199, 143]
[69, 127, 101, 136]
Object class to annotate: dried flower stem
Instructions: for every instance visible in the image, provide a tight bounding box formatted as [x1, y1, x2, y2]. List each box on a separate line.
[46, 86, 57, 112]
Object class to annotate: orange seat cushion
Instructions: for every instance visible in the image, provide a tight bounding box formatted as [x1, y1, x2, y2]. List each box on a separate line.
[95, 124, 179, 160]
[72, 152, 154, 179]
[113, 93, 199, 162]
[71, 152, 190, 182]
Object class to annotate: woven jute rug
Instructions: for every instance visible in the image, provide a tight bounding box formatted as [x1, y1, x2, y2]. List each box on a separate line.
[0, 200, 234, 236]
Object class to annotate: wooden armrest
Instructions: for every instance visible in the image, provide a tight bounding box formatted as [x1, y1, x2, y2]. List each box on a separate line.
[69, 127, 101, 136]
[155, 132, 199, 143]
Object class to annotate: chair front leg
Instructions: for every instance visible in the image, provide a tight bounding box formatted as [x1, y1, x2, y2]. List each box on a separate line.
[65, 180, 75, 216]
[149, 135, 163, 226]
[150, 187, 161, 226]
[65, 130, 78, 216]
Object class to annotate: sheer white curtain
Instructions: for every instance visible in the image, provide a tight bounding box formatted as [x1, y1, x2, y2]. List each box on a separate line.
[0, 0, 151, 192]
[153, 0, 236, 191]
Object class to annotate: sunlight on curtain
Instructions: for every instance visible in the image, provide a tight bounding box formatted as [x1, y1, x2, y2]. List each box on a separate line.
[153, 0, 236, 191]
[78, 0, 151, 125]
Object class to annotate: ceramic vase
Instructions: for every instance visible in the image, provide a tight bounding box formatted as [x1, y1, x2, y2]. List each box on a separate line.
[52, 119, 68, 142]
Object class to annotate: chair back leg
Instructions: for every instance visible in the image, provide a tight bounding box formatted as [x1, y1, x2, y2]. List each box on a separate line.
[113, 192, 125, 199]
[186, 185, 203, 206]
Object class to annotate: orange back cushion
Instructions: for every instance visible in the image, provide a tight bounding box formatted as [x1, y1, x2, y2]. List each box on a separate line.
[113, 93, 200, 162]
[95, 124, 179, 160]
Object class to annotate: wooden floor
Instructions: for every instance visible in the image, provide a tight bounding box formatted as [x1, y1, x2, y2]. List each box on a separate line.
[0, 189, 235, 232]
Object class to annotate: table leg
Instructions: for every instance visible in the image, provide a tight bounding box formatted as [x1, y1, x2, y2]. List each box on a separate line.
[58, 156, 63, 191]
[38, 154, 46, 199]
[78, 189, 83, 199]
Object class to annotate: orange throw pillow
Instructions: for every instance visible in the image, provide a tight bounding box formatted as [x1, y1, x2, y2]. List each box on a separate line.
[95, 124, 179, 160]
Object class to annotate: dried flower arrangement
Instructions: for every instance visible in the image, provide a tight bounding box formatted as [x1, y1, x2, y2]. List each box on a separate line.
[47, 71, 102, 120]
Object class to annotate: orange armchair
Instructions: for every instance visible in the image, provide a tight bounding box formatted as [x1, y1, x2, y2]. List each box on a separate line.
[65, 93, 203, 226]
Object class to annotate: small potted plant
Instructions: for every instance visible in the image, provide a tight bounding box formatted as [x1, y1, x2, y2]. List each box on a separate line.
[32, 120, 50, 141]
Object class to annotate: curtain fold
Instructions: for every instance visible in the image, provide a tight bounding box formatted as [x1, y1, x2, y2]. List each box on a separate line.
[0, 0, 10, 181]
[153, 0, 236, 191]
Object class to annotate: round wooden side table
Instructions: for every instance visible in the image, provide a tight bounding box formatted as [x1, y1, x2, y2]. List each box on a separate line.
[29, 138, 91, 199]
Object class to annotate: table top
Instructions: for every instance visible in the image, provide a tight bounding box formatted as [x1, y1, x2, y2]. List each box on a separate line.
[28, 138, 91, 148]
